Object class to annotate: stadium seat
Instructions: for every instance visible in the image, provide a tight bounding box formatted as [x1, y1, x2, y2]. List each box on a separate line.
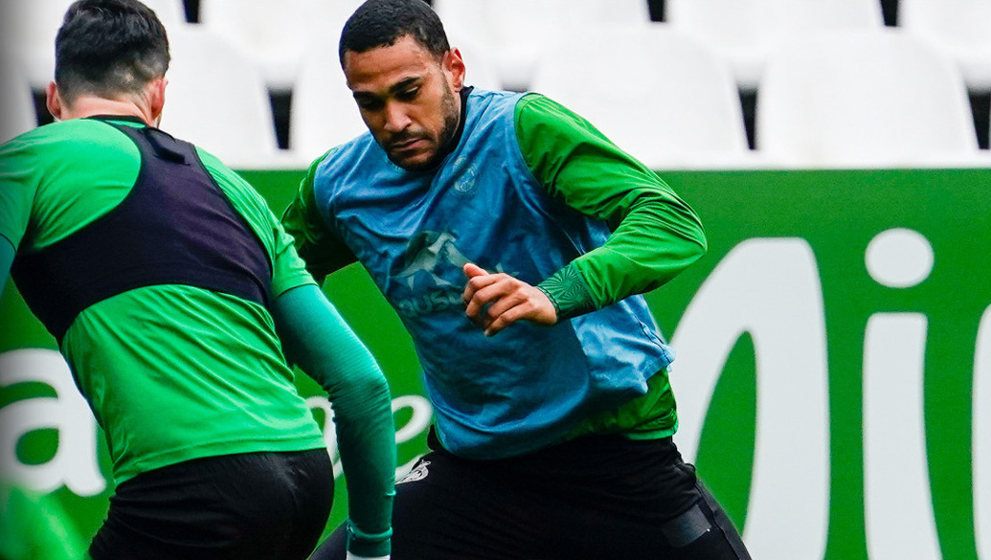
[289, 35, 500, 162]
[199, 0, 364, 92]
[666, 0, 884, 90]
[288, 37, 368, 162]
[163, 27, 293, 169]
[755, 29, 982, 168]
[899, 0, 991, 91]
[432, 0, 651, 91]
[529, 25, 753, 170]
[0, 60, 38, 144]
[0, 0, 187, 89]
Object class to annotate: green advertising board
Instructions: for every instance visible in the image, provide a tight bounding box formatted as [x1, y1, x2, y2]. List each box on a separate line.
[1, 168, 988, 560]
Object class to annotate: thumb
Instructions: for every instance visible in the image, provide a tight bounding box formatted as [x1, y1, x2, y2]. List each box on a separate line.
[463, 262, 487, 278]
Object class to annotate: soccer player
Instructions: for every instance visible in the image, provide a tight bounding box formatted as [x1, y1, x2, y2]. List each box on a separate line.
[0, 1, 394, 558]
[286, 0, 752, 558]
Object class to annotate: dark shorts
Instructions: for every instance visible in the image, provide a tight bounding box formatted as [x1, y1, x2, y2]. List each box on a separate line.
[313, 431, 750, 560]
[89, 448, 334, 560]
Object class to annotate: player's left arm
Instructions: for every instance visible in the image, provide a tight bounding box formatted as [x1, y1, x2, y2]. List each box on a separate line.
[268, 211, 394, 558]
[463, 94, 706, 334]
[272, 285, 395, 559]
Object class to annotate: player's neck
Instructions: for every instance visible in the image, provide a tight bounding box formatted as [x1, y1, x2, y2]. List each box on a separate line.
[58, 95, 156, 127]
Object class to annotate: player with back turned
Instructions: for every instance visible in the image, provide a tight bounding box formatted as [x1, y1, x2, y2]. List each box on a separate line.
[0, 1, 395, 558]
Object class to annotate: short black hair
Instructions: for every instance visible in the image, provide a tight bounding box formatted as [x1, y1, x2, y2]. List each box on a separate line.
[55, 0, 170, 103]
[339, 0, 450, 63]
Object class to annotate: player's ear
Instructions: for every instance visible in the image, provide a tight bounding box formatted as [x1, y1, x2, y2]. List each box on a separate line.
[46, 82, 63, 121]
[149, 77, 167, 125]
[444, 48, 466, 91]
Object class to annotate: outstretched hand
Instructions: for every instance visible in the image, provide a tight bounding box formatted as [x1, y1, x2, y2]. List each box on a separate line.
[461, 263, 557, 336]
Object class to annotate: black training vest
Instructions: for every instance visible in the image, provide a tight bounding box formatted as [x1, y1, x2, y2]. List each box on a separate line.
[11, 117, 272, 342]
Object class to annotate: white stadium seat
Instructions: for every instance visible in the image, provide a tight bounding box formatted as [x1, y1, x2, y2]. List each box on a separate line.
[162, 27, 290, 168]
[530, 25, 753, 170]
[289, 37, 369, 162]
[199, 0, 364, 93]
[899, 0, 991, 91]
[0, 60, 38, 144]
[449, 38, 503, 93]
[755, 29, 982, 168]
[0, 0, 186, 89]
[666, 0, 884, 90]
[432, 0, 650, 91]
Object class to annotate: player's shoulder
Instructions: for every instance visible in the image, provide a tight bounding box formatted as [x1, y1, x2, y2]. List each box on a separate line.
[1, 119, 141, 178]
[3, 118, 134, 153]
[192, 144, 238, 178]
[470, 87, 522, 103]
[513, 92, 576, 120]
[193, 146, 266, 204]
[463, 87, 527, 119]
[511, 92, 598, 146]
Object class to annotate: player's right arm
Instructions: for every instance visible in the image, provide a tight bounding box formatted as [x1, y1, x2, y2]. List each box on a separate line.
[282, 151, 358, 283]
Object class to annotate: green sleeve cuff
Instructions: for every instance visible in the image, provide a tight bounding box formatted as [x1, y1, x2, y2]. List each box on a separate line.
[347, 522, 392, 557]
[537, 263, 598, 320]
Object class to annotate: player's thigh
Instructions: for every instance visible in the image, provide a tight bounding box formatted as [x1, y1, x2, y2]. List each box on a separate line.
[546, 442, 749, 560]
[392, 453, 551, 560]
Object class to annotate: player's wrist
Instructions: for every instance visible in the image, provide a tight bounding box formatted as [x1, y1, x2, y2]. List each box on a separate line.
[537, 264, 598, 320]
[346, 520, 391, 558]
